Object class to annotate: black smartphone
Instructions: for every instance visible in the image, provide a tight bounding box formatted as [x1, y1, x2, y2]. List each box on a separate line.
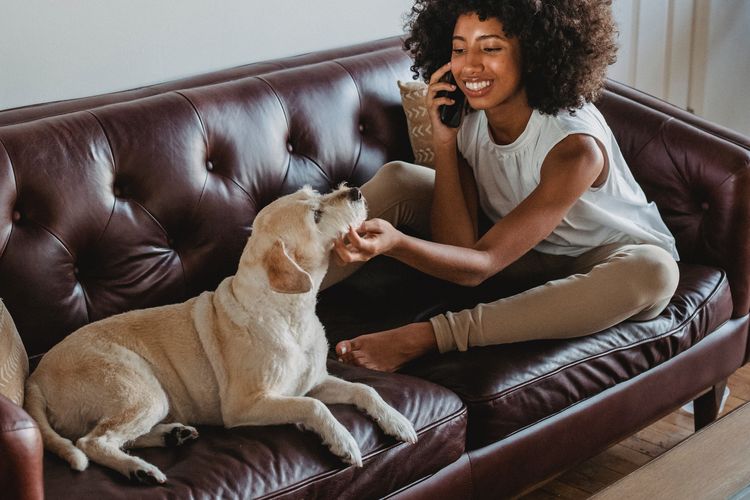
[437, 72, 466, 128]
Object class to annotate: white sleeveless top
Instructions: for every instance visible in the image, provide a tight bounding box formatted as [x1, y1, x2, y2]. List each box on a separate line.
[457, 103, 679, 258]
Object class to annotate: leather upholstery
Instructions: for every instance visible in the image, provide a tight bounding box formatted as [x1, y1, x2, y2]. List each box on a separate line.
[1, 36, 748, 499]
[596, 93, 750, 317]
[0, 46, 415, 358]
[321, 258, 734, 448]
[40, 363, 466, 499]
[466, 316, 749, 499]
[0, 394, 43, 500]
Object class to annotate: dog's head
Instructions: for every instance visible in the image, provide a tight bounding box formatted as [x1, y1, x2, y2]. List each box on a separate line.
[250, 185, 367, 294]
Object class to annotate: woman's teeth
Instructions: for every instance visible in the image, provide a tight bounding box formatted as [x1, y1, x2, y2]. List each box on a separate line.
[465, 81, 491, 91]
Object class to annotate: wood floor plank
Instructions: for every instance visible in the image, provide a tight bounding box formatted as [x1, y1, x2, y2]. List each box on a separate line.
[727, 371, 750, 400]
[521, 363, 750, 498]
[649, 419, 692, 441]
[554, 462, 624, 495]
[523, 480, 591, 499]
[587, 443, 652, 474]
[662, 411, 693, 431]
[626, 425, 685, 454]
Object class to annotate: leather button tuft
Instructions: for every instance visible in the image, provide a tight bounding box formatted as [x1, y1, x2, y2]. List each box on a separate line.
[206, 161, 214, 171]
[167, 238, 175, 247]
[700, 202, 710, 211]
[287, 143, 294, 153]
[113, 186, 122, 197]
[358, 123, 365, 133]
[73, 266, 79, 276]
[12, 210, 21, 222]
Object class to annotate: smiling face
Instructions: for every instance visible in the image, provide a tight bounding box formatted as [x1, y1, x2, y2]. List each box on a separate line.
[450, 12, 527, 115]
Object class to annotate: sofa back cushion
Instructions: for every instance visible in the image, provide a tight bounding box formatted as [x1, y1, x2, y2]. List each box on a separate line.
[596, 92, 750, 317]
[0, 46, 413, 358]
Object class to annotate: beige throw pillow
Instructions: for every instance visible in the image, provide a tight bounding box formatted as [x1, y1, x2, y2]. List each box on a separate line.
[0, 299, 28, 406]
[397, 80, 434, 168]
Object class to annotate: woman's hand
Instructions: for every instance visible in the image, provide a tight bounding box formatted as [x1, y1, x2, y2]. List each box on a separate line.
[333, 219, 402, 264]
[427, 62, 461, 148]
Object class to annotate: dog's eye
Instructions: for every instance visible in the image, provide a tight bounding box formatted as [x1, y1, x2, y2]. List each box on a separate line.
[313, 209, 323, 223]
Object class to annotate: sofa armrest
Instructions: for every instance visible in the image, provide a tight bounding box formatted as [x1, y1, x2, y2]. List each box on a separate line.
[0, 394, 44, 500]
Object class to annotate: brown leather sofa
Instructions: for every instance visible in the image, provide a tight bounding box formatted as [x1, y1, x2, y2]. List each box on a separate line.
[1, 36, 748, 499]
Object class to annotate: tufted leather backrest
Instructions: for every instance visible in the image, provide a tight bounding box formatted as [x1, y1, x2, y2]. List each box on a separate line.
[596, 92, 750, 318]
[0, 38, 748, 360]
[0, 45, 413, 358]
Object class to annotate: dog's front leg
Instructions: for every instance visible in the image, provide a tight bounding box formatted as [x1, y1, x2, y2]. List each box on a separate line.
[222, 394, 363, 466]
[308, 376, 418, 444]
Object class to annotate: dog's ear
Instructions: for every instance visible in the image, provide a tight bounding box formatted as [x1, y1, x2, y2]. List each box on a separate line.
[263, 239, 313, 294]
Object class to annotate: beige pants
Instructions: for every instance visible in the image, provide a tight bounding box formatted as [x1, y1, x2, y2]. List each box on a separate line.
[323, 161, 680, 353]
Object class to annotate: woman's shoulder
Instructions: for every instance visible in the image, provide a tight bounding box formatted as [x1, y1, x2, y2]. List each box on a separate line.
[542, 103, 608, 139]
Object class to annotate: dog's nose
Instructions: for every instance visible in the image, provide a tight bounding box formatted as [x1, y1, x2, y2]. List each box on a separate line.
[348, 187, 362, 201]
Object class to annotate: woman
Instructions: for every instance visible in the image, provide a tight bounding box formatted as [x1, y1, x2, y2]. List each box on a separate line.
[325, 0, 679, 372]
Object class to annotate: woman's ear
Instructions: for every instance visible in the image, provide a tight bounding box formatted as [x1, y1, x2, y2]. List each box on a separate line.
[262, 239, 313, 294]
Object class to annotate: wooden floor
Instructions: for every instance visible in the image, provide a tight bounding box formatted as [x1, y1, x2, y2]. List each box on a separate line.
[521, 363, 750, 499]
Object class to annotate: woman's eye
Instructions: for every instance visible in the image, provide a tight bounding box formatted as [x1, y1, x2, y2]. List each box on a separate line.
[313, 209, 323, 223]
[483, 47, 502, 53]
[451, 48, 465, 55]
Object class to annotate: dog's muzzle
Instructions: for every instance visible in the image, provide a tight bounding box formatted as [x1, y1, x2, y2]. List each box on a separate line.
[348, 187, 362, 201]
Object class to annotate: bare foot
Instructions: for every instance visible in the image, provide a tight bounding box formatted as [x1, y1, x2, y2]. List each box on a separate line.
[335, 322, 437, 372]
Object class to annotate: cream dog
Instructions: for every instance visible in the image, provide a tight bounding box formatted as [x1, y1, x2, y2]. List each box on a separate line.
[24, 185, 417, 484]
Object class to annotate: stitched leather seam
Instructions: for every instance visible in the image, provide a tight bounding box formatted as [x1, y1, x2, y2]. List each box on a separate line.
[333, 60, 364, 181]
[86, 112, 119, 254]
[498, 314, 736, 442]
[461, 268, 728, 404]
[0, 423, 38, 433]
[256, 75, 333, 188]
[256, 76, 293, 194]
[173, 91, 213, 249]
[257, 404, 468, 499]
[177, 90, 259, 206]
[631, 116, 674, 163]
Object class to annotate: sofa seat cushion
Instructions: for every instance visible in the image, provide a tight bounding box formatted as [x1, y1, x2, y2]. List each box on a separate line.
[41, 363, 466, 499]
[320, 261, 733, 450]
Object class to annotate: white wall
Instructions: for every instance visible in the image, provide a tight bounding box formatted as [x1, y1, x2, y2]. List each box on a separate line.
[609, 0, 750, 136]
[3, 0, 748, 136]
[699, 0, 750, 137]
[0, 0, 413, 111]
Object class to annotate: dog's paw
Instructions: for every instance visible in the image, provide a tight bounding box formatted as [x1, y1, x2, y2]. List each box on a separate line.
[379, 409, 418, 444]
[326, 428, 363, 467]
[129, 465, 167, 485]
[64, 447, 89, 471]
[164, 425, 199, 447]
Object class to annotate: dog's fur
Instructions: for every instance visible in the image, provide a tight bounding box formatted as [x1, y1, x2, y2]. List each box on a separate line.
[24, 185, 417, 484]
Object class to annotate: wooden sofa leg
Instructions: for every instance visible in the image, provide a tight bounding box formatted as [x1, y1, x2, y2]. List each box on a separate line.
[693, 379, 728, 432]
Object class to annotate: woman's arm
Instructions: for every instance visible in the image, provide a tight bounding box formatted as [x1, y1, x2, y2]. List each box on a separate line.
[431, 145, 479, 247]
[427, 62, 479, 247]
[336, 134, 605, 286]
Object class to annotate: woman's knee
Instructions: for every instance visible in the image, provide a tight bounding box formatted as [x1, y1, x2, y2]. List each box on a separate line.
[361, 161, 434, 224]
[370, 161, 434, 196]
[623, 245, 680, 302]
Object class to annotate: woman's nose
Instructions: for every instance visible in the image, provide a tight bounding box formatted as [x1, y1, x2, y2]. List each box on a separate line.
[464, 49, 484, 71]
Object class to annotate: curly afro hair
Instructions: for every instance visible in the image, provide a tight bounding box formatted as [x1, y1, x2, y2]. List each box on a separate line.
[403, 0, 618, 115]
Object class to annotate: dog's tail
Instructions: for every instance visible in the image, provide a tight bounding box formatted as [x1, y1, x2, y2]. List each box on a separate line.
[24, 381, 89, 471]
